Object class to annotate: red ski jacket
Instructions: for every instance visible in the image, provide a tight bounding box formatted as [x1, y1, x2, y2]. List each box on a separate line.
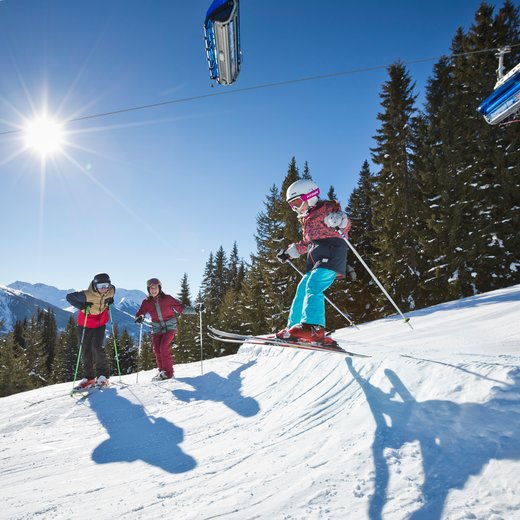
[66, 283, 115, 329]
[136, 294, 190, 334]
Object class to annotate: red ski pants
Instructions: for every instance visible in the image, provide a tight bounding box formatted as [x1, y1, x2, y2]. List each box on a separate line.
[151, 330, 176, 378]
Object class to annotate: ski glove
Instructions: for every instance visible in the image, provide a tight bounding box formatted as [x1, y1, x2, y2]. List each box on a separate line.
[276, 244, 300, 263]
[80, 301, 93, 311]
[135, 315, 144, 324]
[276, 248, 289, 262]
[194, 303, 205, 313]
[324, 211, 349, 229]
[105, 297, 114, 306]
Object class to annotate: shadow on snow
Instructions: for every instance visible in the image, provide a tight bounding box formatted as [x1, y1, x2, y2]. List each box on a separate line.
[346, 358, 520, 520]
[87, 387, 196, 474]
[173, 360, 260, 418]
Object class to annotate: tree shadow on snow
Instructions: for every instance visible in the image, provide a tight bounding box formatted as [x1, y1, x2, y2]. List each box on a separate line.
[173, 360, 260, 417]
[88, 388, 196, 473]
[346, 359, 520, 520]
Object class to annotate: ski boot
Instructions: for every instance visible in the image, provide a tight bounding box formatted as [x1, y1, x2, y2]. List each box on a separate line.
[73, 378, 96, 392]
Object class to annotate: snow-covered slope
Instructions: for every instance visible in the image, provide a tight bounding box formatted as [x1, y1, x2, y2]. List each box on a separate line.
[1, 285, 519, 520]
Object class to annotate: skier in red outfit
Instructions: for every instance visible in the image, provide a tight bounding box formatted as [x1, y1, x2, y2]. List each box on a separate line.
[66, 272, 115, 390]
[135, 278, 203, 381]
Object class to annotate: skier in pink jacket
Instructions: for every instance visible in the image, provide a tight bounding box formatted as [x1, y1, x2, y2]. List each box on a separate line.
[135, 278, 203, 381]
[276, 179, 351, 345]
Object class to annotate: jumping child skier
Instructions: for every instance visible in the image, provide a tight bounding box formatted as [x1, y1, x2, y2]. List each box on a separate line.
[276, 179, 351, 345]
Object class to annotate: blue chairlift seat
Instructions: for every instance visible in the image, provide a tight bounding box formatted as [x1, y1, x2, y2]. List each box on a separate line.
[477, 62, 520, 125]
[204, 0, 241, 86]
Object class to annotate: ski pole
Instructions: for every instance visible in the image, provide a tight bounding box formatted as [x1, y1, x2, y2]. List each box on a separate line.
[335, 228, 413, 329]
[70, 307, 90, 395]
[136, 321, 143, 384]
[285, 258, 358, 328]
[199, 307, 204, 376]
[108, 305, 123, 381]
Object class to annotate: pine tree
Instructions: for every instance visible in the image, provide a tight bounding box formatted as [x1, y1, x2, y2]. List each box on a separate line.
[52, 316, 79, 383]
[415, 51, 463, 305]
[175, 273, 200, 363]
[37, 308, 58, 378]
[21, 316, 47, 389]
[177, 273, 192, 305]
[252, 158, 305, 332]
[137, 332, 156, 372]
[370, 61, 422, 313]
[105, 324, 121, 377]
[302, 161, 311, 179]
[213, 247, 229, 306]
[342, 160, 381, 322]
[118, 329, 137, 375]
[0, 334, 30, 397]
[199, 247, 231, 358]
[327, 186, 338, 201]
[239, 262, 270, 335]
[460, 1, 520, 293]
[417, 1, 520, 300]
[227, 242, 241, 290]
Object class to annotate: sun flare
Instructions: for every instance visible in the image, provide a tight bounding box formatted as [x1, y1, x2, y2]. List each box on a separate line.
[24, 116, 65, 157]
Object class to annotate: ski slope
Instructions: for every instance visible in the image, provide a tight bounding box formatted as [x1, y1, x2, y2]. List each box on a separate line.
[1, 285, 520, 520]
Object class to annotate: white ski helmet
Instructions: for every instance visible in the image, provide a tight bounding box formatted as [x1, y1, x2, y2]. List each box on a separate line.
[286, 179, 320, 210]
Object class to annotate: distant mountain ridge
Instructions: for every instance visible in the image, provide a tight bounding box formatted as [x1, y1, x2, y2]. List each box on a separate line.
[1, 281, 148, 339]
[0, 285, 74, 333]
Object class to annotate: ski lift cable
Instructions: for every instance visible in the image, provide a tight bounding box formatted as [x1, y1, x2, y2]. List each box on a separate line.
[1, 43, 519, 138]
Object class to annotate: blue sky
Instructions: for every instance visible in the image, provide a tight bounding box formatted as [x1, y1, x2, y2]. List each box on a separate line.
[0, 0, 502, 297]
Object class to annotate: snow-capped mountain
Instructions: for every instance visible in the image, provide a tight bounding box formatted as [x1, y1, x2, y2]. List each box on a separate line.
[1, 284, 519, 519]
[0, 285, 74, 333]
[1, 282, 147, 339]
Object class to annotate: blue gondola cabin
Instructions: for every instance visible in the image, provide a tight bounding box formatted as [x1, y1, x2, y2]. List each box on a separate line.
[204, 0, 241, 85]
[478, 62, 520, 125]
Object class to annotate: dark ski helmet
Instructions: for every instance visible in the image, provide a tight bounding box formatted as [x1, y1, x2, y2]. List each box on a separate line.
[147, 277, 162, 294]
[93, 273, 111, 291]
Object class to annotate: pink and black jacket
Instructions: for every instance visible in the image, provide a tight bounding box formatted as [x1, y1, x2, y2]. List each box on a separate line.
[136, 293, 196, 334]
[294, 200, 351, 277]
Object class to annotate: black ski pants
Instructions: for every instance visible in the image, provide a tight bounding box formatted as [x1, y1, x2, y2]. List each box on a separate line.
[78, 325, 109, 379]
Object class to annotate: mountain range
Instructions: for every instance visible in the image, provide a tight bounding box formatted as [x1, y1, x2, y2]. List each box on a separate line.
[0, 281, 147, 339]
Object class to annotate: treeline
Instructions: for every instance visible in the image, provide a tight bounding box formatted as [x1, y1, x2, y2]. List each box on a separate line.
[0, 309, 149, 397]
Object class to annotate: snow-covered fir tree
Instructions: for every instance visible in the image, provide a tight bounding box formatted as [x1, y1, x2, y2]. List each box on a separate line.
[370, 61, 422, 312]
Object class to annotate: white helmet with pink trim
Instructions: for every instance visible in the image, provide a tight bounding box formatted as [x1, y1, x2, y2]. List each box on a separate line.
[286, 179, 320, 212]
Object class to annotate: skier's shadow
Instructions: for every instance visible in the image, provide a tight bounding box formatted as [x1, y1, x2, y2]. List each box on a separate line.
[88, 388, 196, 474]
[173, 361, 260, 417]
[346, 358, 520, 520]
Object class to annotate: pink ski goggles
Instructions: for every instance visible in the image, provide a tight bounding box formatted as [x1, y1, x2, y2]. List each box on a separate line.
[288, 188, 320, 211]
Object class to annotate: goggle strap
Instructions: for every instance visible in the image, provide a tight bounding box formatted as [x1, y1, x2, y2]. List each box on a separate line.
[301, 187, 320, 201]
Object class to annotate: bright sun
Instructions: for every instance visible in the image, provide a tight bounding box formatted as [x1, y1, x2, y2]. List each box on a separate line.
[24, 116, 65, 157]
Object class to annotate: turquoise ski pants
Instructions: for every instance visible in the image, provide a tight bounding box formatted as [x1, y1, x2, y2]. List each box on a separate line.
[287, 267, 337, 328]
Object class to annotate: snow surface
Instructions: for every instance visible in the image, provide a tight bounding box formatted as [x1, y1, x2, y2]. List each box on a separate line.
[1, 285, 520, 520]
